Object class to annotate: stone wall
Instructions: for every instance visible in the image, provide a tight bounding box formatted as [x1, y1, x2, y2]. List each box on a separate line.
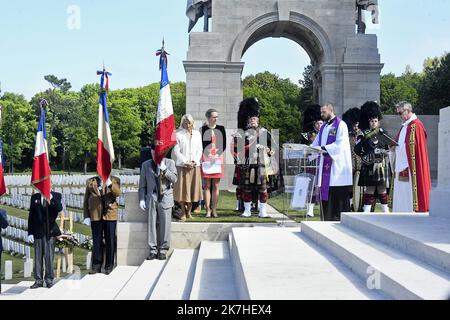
[430, 107, 450, 218]
[117, 192, 277, 266]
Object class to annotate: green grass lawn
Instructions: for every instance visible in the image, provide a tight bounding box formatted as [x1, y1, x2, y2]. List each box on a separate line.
[187, 191, 276, 223]
[269, 192, 384, 222]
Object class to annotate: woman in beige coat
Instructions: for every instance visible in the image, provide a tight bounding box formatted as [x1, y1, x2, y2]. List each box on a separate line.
[173, 114, 202, 220]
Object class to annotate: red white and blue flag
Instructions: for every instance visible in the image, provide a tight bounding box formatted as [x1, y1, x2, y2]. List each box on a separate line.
[0, 140, 6, 196]
[96, 69, 115, 183]
[31, 106, 51, 202]
[154, 45, 176, 164]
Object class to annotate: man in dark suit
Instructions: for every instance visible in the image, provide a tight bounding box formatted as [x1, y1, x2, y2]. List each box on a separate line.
[83, 175, 121, 275]
[0, 208, 9, 294]
[139, 144, 177, 260]
[28, 191, 62, 289]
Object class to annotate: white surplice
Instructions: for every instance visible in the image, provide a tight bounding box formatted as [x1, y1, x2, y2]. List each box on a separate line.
[392, 114, 417, 212]
[312, 118, 353, 188]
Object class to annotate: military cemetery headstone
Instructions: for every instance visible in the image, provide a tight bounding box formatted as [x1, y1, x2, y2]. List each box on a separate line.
[24, 258, 33, 278]
[4, 260, 12, 280]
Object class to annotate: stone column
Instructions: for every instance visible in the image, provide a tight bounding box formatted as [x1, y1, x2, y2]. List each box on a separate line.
[342, 34, 383, 113]
[430, 107, 450, 218]
[319, 64, 342, 114]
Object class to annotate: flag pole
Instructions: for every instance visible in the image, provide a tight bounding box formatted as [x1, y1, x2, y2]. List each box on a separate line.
[38, 98, 51, 238]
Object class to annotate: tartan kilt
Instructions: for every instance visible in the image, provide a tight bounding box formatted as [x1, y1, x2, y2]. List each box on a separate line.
[234, 164, 267, 189]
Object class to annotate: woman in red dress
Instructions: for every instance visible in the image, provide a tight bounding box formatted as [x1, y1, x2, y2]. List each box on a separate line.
[200, 109, 227, 218]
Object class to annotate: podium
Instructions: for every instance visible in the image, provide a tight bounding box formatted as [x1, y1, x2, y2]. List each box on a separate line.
[282, 144, 324, 221]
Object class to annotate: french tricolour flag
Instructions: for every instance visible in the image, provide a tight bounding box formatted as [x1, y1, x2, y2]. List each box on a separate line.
[154, 48, 176, 164]
[96, 69, 115, 183]
[31, 108, 51, 202]
[0, 140, 6, 196]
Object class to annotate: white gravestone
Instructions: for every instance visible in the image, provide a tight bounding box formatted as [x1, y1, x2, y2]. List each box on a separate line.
[86, 252, 92, 270]
[430, 106, 450, 218]
[4, 260, 12, 280]
[24, 258, 33, 277]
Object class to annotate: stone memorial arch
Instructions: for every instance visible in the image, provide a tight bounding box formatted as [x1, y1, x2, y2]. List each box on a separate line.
[184, 0, 383, 128]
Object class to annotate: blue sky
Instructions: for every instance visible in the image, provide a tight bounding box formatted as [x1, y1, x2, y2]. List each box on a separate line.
[0, 0, 449, 99]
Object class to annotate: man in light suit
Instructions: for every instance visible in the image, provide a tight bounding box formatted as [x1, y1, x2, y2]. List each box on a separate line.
[139, 144, 177, 260]
[0, 208, 9, 294]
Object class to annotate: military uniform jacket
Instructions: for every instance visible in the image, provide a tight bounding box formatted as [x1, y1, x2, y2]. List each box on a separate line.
[83, 176, 121, 222]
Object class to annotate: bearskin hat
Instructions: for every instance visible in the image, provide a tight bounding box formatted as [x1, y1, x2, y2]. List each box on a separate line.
[360, 101, 382, 131]
[342, 107, 361, 131]
[238, 97, 260, 130]
[302, 104, 322, 133]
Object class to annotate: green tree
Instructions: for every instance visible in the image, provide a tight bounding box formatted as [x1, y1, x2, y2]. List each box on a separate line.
[0, 93, 35, 173]
[108, 89, 144, 169]
[380, 73, 418, 114]
[417, 53, 450, 114]
[243, 72, 302, 144]
[298, 65, 315, 110]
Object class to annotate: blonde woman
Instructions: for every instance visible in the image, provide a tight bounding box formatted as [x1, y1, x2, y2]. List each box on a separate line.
[173, 114, 203, 220]
[200, 109, 227, 218]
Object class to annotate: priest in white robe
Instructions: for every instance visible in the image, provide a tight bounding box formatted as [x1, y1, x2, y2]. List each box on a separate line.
[312, 103, 353, 221]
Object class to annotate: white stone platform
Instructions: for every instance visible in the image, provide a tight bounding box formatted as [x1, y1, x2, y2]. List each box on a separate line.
[230, 227, 385, 300]
[2, 213, 450, 300]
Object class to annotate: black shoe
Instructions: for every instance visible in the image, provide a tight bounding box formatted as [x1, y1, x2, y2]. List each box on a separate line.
[46, 282, 53, 289]
[89, 268, 101, 275]
[30, 282, 44, 289]
[157, 252, 167, 260]
[104, 269, 113, 275]
[146, 253, 158, 260]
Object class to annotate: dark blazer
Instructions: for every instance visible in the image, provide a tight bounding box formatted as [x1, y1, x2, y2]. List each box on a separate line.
[0, 208, 8, 253]
[28, 192, 63, 239]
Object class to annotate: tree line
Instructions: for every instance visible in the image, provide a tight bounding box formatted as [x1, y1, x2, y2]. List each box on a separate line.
[0, 53, 448, 173]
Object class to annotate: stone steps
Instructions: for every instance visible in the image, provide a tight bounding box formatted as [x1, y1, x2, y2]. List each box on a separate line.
[0, 284, 15, 293]
[230, 227, 385, 300]
[114, 260, 167, 300]
[19, 286, 49, 299]
[47, 273, 109, 300]
[38, 278, 78, 300]
[189, 241, 238, 300]
[341, 213, 450, 273]
[301, 221, 450, 300]
[149, 249, 198, 300]
[84, 266, 139, 300]
[0, 281, 34, 300]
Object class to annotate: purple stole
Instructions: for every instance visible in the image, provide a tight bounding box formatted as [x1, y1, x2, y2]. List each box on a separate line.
[317, 117, 341, 201]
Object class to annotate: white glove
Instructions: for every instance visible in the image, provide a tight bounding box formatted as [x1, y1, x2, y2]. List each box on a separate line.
[139, 200, 146, 211]
[83, 218, 91, 226]
[28, 235, 34, 244]
[106, 177, 112, 187]
[158, 161, 167, 172]
[256, 144, 266, 151]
